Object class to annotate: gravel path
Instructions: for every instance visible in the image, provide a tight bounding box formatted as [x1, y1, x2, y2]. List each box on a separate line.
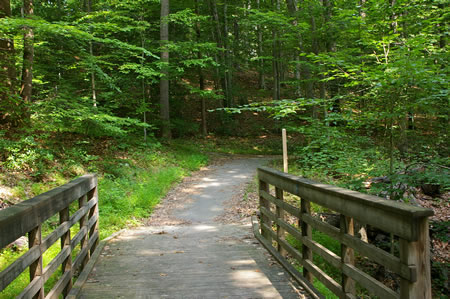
[79, 156, 307, 298]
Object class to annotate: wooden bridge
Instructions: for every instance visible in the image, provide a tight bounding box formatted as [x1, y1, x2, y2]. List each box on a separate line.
[0, 162, 433, 298]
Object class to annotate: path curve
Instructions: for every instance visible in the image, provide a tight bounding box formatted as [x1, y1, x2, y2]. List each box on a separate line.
[79, 156, 307, 298]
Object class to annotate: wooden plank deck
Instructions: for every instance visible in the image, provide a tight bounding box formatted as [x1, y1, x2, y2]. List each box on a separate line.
[77, 157, 307, 298]
[79, 224, 306, 298]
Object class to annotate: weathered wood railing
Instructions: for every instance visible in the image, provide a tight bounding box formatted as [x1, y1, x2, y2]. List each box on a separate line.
[252, 167, 433, 299]
[0, 175, 99, 298]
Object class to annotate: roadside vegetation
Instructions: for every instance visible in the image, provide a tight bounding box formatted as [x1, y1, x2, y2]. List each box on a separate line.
[0, 131, 208, 298]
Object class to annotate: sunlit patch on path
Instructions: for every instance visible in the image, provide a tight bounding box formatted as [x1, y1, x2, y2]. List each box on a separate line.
[78, 157, 307, 298]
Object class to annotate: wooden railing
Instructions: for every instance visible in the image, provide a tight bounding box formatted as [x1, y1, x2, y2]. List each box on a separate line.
[252, 167, 433, 299]
[0, 175, 99, 298]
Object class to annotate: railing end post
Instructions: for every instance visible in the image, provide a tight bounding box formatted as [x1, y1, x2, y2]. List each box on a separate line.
[399, 217, 432, 299]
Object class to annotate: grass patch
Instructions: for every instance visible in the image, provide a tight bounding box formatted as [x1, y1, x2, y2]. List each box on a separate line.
[286, 226, 342, 298]
[0, 137, 208, 297]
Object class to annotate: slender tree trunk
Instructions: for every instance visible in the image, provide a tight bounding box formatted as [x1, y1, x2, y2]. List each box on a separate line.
[223, 1, 233, 107]
[233, 17, 240, 70]
[272, 0, 281, 101]
[257, 0, 266, 89]
[195, 0, 207, 136]
[90, 42, 97, 107]
[357, 0, 366, 111]
[0, 0, 16, 123]
[87, 0, 97, 107]
[288, 0, 313, 102]
[160, 0, 171, 139]
[390, 0, 398, 34]
[210, 0, 228, 107]
[20, 0, 34, 120]
[300, 2, 314, 103]
[207, 4, 220, 91]
[56, 0, 62, 19]
[272, 30, 279, 100]
[310, 8, 319, 119]
[322, 0, 337, 117]
[286, 0, 301, 96]
[141, 32, 147, 142]
[211, 29, 221, 91]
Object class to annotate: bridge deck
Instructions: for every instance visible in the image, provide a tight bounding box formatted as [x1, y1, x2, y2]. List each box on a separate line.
[79, 224, 305, 298]
[77, 157, 307, 298]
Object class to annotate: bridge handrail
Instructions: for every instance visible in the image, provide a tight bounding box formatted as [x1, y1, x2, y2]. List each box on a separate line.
[0, 174, 99, 298]
[253, 166, 433, 299]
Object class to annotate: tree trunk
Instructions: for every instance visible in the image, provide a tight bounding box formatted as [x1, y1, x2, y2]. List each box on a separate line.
[160, 0, 171, 139]
[195, 0, 207, 136]
[0, 0, 16, 123]
[90, 42, 97, 107]
[287, 0, 313, 101]
[272, 0, 281, 101]
[211, 29, 221, 91]
[87, 0, 97, 107]
[272, 30, 279, 100]
[310, 8, 319, 119]
[20, 0, 34, 115]
[233, 17, 240, 70]
[223, 1, 233, 107]
[286, 0, 301, 96]
[209, 0, 228, 107]
[141, 33, 147, 142]
[322, 0, 337, 116]
[257, 0, 266, 90]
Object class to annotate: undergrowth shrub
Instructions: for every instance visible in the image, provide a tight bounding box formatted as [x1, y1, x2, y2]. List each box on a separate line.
[33, 97, 152, 138]
[289, 121, 391, 190]
[0, 134, 54, 178]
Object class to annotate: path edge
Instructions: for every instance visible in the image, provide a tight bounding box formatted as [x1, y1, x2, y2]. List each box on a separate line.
[67, 229, 127, 299]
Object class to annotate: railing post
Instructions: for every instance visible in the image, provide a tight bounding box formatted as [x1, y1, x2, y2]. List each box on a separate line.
[88, 186, 99, 255]
[340, 215, 356, 296]
[275, 187, 287, 257]
[259, 179, 272, 243]
[399, 217, 432, 299]
[29, 225, 44, 299]
[60, 207, 73, 296]
[301, 199, 313, 283]
[79, 194, 90, 269]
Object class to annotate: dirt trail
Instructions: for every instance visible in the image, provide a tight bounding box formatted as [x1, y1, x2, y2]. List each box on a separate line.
[79, 156, 307, 298]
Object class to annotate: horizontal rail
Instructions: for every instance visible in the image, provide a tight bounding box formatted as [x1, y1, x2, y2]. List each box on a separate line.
[256, 167, 433, 299]
[0, 174, 99, 298]
[258, 166, 432, 241]
[252, 217, 323, 299]
[0, 175, 97, 248]
[261, 187, 416, 281]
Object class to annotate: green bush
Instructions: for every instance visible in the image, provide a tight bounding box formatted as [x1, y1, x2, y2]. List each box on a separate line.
[33, 97, 152, 138]
[0, 135, 54, 179]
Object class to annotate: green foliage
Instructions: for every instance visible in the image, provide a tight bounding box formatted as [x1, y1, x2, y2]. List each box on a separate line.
[33, 97, 152, 138]
[170, 118, 200, 138]
[286, 227, 341, 299]
[0, 135, 208, 296]
[0, 135, 54, 178]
